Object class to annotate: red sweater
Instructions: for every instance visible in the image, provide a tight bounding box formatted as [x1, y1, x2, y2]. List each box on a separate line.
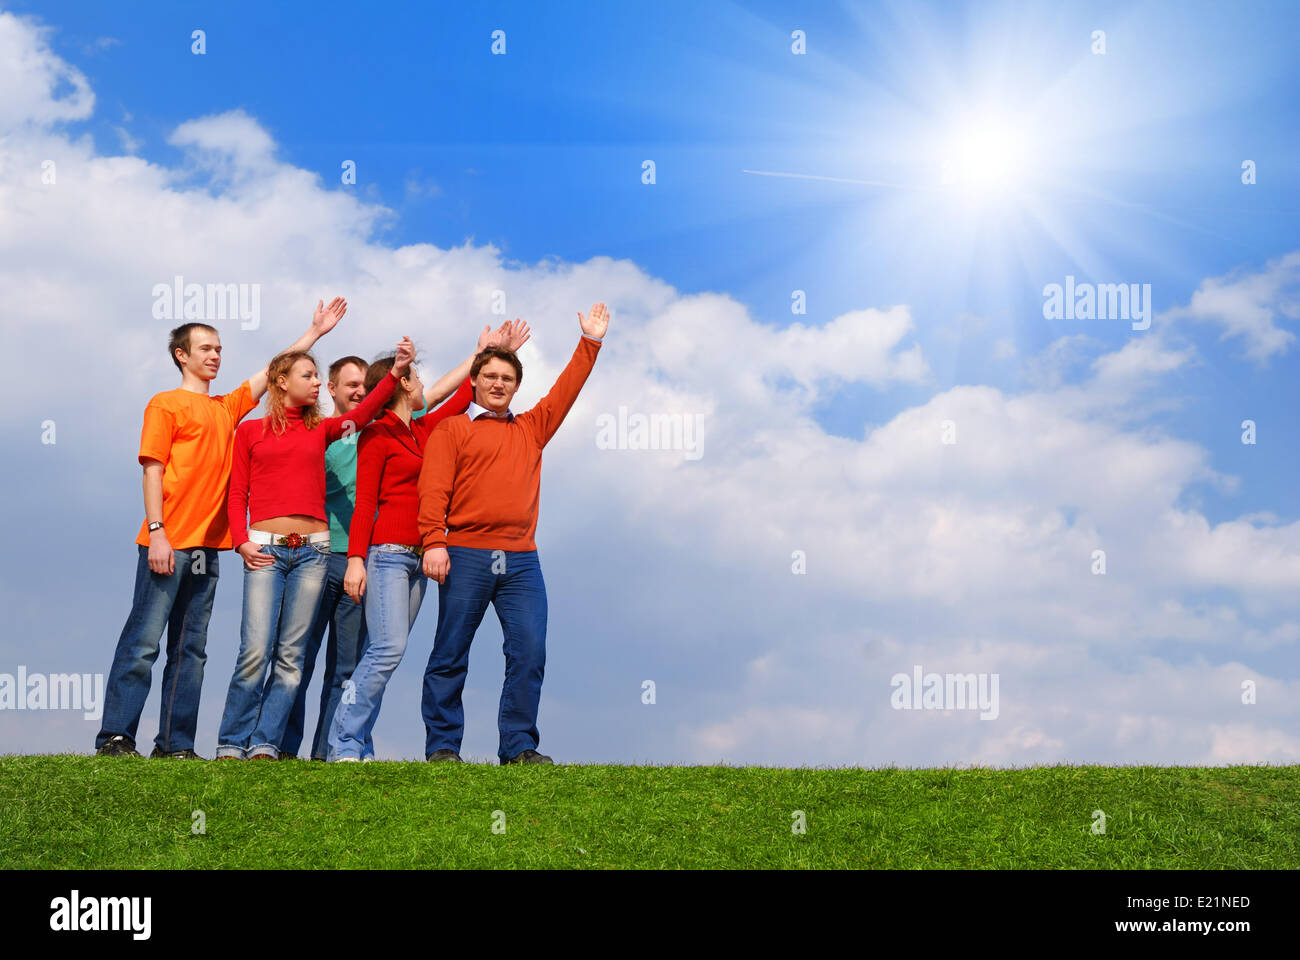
[418, 335, 600, 552]
[348, 377, 473, 557]
[228, 371, 398, 549]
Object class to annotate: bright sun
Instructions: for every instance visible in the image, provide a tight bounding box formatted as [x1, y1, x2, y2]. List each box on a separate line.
[939, 112, 1032, 197]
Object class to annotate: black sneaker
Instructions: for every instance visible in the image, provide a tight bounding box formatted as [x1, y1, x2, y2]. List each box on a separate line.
[501, 749, 554, 765]
[96, 735, 141, 758]
[277, 753, 299, 761]
[149, 746, 204, 759]
[426, 749, 464, 763]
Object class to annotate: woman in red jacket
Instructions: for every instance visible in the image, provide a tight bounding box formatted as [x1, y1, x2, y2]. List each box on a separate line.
[326, 323, 529, 762]
[216, 335, 414, 760]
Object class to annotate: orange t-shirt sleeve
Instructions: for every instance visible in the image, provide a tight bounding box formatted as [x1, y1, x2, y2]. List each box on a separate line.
[222, 380, 258, 424]
[138, 397, 177, 466]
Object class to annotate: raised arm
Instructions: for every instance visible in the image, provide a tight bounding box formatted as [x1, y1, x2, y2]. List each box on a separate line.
[323, 336, 413, 443]
[421, 318, 531, 410]
[515, 302, 608, 447]
[413, 376, 473, 447]
[247, 297, 348, 401]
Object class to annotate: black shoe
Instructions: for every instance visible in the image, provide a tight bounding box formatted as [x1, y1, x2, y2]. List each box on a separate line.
[501, 749, 554, 765]
[426, 749, 463, 763]
[149, 746, 204, 759]
[96, 735, 141, 758]
[277, 753, 299, 761]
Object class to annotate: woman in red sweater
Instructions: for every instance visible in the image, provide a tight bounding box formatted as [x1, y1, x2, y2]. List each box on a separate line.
[215, 335, 413, 760]
[325, 327, 525, 761]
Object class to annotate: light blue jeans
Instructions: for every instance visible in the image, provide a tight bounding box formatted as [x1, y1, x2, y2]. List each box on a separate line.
[216, 541, 330, 759]
[328, 544, 426, 761]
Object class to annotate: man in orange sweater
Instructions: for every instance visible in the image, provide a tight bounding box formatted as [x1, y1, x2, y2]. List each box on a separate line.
[417, 302, 609, 764]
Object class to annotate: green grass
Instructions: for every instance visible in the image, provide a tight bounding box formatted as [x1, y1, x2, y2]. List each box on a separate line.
[1, 756, 1295, 868]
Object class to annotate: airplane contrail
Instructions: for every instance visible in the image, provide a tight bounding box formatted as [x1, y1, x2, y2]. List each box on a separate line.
[741, 168, 916, 189]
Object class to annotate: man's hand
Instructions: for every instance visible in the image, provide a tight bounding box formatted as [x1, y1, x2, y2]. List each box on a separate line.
[147, 530, 174, 576]
[237, 542, 274, 570]
[578, 301, 609, 339]
[344, 556, 367, 602]
[478, 318, 531, 353]
[392, 336, 415, 377]
[423, 547, 450, 583]
[313, 297, 348, 337]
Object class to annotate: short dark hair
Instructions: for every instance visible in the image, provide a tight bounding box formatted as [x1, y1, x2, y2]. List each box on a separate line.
[329, 355, 368, 384]
[471, 347, 523, 387]
[168, 323, 219, 372]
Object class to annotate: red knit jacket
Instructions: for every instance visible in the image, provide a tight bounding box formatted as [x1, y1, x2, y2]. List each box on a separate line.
[228, 371, 398, 549]
[347, 377, 473, 558]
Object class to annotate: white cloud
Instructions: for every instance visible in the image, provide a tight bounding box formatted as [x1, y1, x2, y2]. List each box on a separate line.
[0, 12, 94, 130]
[1162, 250, 1300, 363]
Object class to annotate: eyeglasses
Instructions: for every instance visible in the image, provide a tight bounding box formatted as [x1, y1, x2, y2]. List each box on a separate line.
[477, 373, 516, 385]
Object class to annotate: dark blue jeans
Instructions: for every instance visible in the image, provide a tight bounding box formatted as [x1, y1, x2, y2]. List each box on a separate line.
[278, 551, 369, 759]
[421, 546, 548, 762]
[96, 545, 220, 753]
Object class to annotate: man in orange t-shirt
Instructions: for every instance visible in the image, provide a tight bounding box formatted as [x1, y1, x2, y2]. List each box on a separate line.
[95, 300, 350, 758]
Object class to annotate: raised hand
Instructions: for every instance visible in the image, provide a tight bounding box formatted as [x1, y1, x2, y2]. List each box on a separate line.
[504, 317, 531, 351]
[312, 297, 348, 336]
[578, 301, 609, 339]
[392, 336, 415, 376]
[478, 318, 532, 353]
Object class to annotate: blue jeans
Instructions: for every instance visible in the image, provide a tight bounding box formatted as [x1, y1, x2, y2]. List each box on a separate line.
[216, 542, 329, 759]
[96, 545, 220, 753]
[277, 552, 368, 760]
[329, 544, 427, 760]
[421, 546, 548, 762]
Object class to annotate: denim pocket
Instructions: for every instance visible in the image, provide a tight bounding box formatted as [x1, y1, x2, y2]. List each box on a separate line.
[311, 542, 332, 555]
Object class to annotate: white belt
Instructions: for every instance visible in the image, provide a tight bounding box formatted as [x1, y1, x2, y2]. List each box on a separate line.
[247, 529, 331, 547]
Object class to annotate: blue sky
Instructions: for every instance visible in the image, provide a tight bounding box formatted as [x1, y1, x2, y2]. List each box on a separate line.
[34, 0, 1300, 514]
[2, 1, 1298, 764]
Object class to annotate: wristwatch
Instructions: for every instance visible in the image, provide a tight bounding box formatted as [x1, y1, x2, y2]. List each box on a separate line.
[148, 521, 165, 533]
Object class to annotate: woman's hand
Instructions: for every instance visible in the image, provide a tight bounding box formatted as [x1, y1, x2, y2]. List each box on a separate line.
[344, 556, 367, 602]
[391, 336, 415, 377]
[312, 297, 347, 337]
[238, 541, 274, 570]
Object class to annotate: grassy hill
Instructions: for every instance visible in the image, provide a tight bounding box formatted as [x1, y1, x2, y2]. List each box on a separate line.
[1, 756, 1295, 868]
